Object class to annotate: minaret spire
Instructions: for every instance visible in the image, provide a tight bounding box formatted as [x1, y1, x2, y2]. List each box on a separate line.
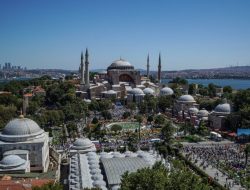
[158, 53, 161, 83]
[80, 51, 85, 84]
[147, 54, 150, 79]
[84, 48, 90, 87]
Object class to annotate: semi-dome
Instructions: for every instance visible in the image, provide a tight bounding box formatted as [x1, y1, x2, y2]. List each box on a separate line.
[108, 59, 134, 70]
[72, 137, 95, 150]
[143, 88, 155, 95]
[160, 87, 174, 96]
[178, 95, 196, 103]
[197, 109, 209, 118]
[0, 116, 44, 142]
[0, 155, 26, 169]
[129, 88, 144, 95]
[188, 107, 199, 115]
[214, 103, 231, 114]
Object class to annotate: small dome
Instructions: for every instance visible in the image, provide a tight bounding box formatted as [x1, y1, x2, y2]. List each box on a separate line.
[178, 95, 195, 103]
[93, 180, 106, 187]
[143, 88, 155, 95]
[160, 87, 174, 96]
[91, 174, 103, 181]
[112, 152, 124, 158]
[108, 59, 134, 70]
[106, 90, 117, 94]
[197, 109, 209, 118]
[84, 99, 91, 103]
[214, 103, 231, 114]
[88, 160, 99, 165]
[89, 164, 99, 170]
[2, 117, 43, 136]
[100, 153, 113, 159]
[0, 155, 26, 168]
[188, 107, 199, 114]
[129, 88, 144, 95]
[90, 168, 102, 175]
[72, 138, 95, 150]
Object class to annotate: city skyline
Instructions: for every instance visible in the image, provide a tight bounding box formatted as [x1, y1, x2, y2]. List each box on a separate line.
[0, 0, 250, 70]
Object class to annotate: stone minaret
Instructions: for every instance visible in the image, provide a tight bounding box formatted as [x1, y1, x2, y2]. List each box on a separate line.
[158, 53, 161, 83]
[80, 51, 85, 84]
[147, 54, 150, 79]
[84, 48, 90, 87]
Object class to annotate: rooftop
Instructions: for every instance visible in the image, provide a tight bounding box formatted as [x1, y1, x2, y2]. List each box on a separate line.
[101, 157, 149, 186]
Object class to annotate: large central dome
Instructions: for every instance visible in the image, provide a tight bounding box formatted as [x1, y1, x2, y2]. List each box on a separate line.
[108, 59, 134, 70]
[0, 116, 44, 142]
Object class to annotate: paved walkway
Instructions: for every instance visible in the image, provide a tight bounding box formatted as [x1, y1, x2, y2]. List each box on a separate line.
[182, 153, 245, 190]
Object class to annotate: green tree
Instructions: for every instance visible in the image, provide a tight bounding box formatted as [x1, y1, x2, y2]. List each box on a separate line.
[240, 105, 250, 128]
[120, 163, 168, 190]
[123, 111, 131, 119]
[244, 144, 250, 166]
[233, 89, 250, 111]
[32, 182, 63, 190]
[188, 83, 196, 95]
[147, 115, 154, 124]
[223, 85, 232, 93]
[161, 122, 174, 144]
[92, 117, 99, 124]
[169, 77, 188, 85]
[154, 114, 165, 126]
[101, 110, 112, 120]
[120, 161, 213, 190]
[208, 83, 217, 97]
[111, 124, 122, 132]
[99, 99, 112, 111]
[197, 121, 209, 136]
[0, 105, 17, 129]
[158, 96, 173, 112]
[127, 102, 136, 113]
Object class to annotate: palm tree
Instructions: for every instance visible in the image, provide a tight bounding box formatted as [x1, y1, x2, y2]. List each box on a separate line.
[244, 144, 250, 166]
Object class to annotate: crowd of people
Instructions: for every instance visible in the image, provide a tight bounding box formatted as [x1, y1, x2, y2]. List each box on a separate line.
[183, 144, 245, 168]
[183, 143, 247, 188]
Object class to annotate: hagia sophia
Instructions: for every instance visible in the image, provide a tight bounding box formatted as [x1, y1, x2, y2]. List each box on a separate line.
[77, 49, 161, 102]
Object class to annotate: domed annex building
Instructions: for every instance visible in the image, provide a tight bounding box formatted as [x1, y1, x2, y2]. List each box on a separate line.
[209, 102, 231, 130]
[127, 88, 145, 103]
[173, 94, 199, 119]
[0, 116, 49, 173]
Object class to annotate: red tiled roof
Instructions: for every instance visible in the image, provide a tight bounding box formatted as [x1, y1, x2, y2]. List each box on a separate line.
[0, 179, 53, 190]
[23, 93, 33, 97]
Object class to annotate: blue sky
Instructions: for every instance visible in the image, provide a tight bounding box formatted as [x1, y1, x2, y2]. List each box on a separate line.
[0, 0, 250, 71]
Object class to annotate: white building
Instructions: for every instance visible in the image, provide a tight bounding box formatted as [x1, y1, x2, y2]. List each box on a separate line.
[127, 88, 145, 104]
[209, 102, 231, 130]
[160, 87, 174, 96]
[69, 141, 168, 190]
[0, 115, 49, 172]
